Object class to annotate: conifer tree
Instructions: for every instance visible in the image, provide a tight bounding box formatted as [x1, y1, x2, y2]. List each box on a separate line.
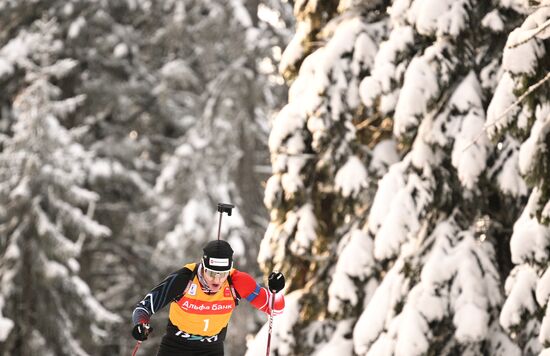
[0, 1, 291, 354]
[0, 19, 120, 356]
[487, 3, 550, 354]
[256, 0, 549, 355]
[259, 1, 396, 354]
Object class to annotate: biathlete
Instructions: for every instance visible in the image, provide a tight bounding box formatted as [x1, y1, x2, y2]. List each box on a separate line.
[131, 240, 285, 356]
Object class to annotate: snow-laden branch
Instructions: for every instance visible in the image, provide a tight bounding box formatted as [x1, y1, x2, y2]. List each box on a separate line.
[463, 71, 550, 152]
[507, 18, 550, 49]
[484, 71, 550, 131]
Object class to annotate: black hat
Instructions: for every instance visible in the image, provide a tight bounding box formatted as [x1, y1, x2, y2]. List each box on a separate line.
[202, 240, 234, 272]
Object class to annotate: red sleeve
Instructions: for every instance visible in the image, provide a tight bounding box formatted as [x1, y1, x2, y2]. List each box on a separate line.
[231, 270, 284, 315]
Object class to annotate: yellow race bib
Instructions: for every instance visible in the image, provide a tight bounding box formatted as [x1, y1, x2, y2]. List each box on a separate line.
[168, 263, 236, 336]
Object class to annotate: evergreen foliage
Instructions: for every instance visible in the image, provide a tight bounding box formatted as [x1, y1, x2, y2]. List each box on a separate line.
[0, 19, 119, 355]
[257, 0, 550, 355]
[0, 0, 291, 354]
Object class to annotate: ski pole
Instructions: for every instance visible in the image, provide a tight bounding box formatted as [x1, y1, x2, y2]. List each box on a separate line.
[266, 290, 277, 356]
[131, 341, 141, 356]
[216, 203, 234, 240]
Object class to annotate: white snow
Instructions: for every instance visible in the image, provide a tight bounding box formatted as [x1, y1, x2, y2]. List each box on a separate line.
[394, 307, 429, 356]
[328, 272, 359, 313]
[367, 332, 394, 356]
[450, 72, 489, 189]
[543, 200, 550, 226]
[373, 186, 418, 260]
[245, 291, 302, 356]
[264, 175, 282, 210]
[498, 0, 530, 13]
[503, 27, 545, 76]
[360, 26, 415, 108]
[320, 18, 368, 89]
[486, 72, 518, 138]
[368, 160, 407, 235]
[9, 175, 31, 201]
[0, 316, 13, 342]
[353, 260, 407, 354]
[281, 156, 305, 196]
[369, 139, 400, 177]
[1, 33, 32, 63]
[540, 305, 550, 347]
[537, 267, 550, 310]
[253, 0, 550, 354]
[408, 0, 469, 38]
[489, 324, 522, 356]
[230, 0, 253, 28]
[269, 104, 306, 153]
[71, 276, 122, 323]
[160, 59, 198, 87]
[420, 222, 458, 287]
[313, 319, 354, 355]
[528, 9, 550, 40]
[34, 201, 80, 258]
[352, 32, 377, 76]
[335, 156, 368, 198]
[258, 222, 277, 264]
[500, 265, 539, 331]
[482, 10, 505, 32]
[518, 104, 550, 176]
[0, 297, 13, 342]
[328, 229, 375, 313]
[336, 228, 375, 279]
[289, 204, 318, 255]
[454, 303, 489, 342]
[489, 136, 528, 197]
[404, 223, 502, 345]
[279, 21, 308, 76]
[510, 188, 550, 264]
[505, 7, 550, 45]
[373, 167, 432, 260]
[0, 57, 13, 80]
[393, 53, 439, 138]
[68, 16, 86, 39]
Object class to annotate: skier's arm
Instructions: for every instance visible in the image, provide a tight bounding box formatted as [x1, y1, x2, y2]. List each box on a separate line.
[231, 270, 285, 315]
[132, 267, 193, 325]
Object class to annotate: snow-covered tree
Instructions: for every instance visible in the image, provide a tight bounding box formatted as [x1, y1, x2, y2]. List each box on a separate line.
[348, 1, 529, 353]
[257, 1, 396, 354]
[1, 1, 292, 354]
[0, 19, 120, 356]
[255, 0, 549, 355]
[150, 0, 291, 266]
[487, 2, 550, 354]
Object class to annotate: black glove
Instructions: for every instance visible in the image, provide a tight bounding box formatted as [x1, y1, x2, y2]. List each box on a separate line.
[132, 323, 152, 341]
[268, 272, 285, 293]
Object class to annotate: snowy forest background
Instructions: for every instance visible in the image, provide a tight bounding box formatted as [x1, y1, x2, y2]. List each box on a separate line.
[1, 0, 550, 356]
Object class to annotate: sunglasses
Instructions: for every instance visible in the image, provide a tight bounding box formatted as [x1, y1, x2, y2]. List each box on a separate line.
[203, 267, 230, 279]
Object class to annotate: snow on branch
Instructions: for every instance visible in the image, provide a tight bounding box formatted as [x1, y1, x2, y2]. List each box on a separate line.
[32, 198, 81, 259]
[506, 12, 550, 49]
[51, 195, 111, 239]
[463, 71, 550, 151]
[0, 297, 14, 342]
[484, 71, 550, 132]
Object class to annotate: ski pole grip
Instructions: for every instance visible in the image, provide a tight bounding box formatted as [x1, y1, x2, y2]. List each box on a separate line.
[217, 203, 234, 216]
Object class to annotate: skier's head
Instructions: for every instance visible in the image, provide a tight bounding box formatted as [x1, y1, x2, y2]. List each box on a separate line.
[202, 240, 234, 272]
[201, 240, 233, 292]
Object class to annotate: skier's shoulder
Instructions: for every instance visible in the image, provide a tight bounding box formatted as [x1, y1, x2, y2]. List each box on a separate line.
[166, 262, 196, 282]
[183, 262, 198, 273]
[229, 269, 260, 295]
[229, 268, 254, 281]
